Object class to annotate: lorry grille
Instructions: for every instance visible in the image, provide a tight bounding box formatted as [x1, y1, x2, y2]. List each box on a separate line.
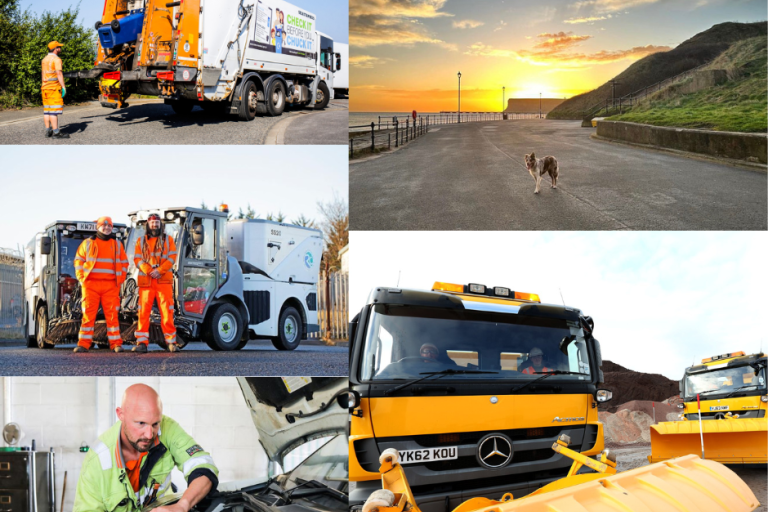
[244, 291, 270, 325]
[409, 426, 564, 447]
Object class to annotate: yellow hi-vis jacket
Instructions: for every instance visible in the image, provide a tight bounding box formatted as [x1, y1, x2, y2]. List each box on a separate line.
[73, 415, 218, 512]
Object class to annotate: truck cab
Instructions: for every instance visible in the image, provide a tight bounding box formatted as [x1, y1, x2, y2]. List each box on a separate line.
[348, 282, 611, 512]
[24, 220, 128, 348]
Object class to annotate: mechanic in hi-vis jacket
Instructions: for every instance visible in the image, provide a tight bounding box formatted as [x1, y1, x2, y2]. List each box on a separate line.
[74, 384, 218, 512]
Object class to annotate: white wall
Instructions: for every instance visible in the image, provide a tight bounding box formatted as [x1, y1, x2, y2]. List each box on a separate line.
[0, 377, 268, 512]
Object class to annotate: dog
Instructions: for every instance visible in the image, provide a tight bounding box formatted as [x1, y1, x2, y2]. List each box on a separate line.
[524, 152, 559, 194]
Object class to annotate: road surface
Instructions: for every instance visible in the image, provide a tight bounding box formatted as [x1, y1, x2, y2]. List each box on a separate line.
[350, 119, 767, 230]
[0, 339, 348, 376]
[0, 98, 347, 145]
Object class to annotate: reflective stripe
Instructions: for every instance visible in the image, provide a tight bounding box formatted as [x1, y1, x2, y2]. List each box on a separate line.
[94, 258, 115, 263]
[107, 327, 120, 333]
[75, 256, 85, 262]
[46, 77, 59, 81]
[90, 268, 115, 274]
[80, 327, 94, 332]
[164, 332, 176, 338]
[108, 335, 121, 341]
[167, 306, 175, 311]
[79, 334, 93, 339]
[134, 331, 148, 336]
[158, 473, 173, 494]
[93, 441, 112, 470]
[168, 251, 177, 255]
[182, 455, 216, 475]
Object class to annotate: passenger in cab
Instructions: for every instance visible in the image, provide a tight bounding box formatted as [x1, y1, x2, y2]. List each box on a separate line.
[522, 347, 555, 374]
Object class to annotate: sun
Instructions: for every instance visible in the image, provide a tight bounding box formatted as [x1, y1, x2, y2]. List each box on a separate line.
[511, 83, 556, 99]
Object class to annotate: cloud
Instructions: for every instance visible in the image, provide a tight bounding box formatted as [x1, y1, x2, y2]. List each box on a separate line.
[494, 20, 508, 32]
[350, 0, 456, 48]
[453, 19, 484, 29]
[350, 55, 396, 68]
[570, 0, 659, 13]
[563, 15, 609, 23]
[533, 31, 592, 52]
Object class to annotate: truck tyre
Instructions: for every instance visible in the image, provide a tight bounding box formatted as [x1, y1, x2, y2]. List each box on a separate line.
[238, 80, 259, 121]
[35, 307, 52, 349]
[204, 303, 244, 351]
[110, 19, 120, 32]
[95, 21, 103, 30]
[265, 80, 286, 117]
[271, 307, 302, 350]
[315, 81, 330, 110]
[170, 101, 195, 115]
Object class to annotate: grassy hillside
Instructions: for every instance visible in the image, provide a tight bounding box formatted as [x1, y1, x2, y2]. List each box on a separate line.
[547, 21, 767, 120]
[608, 36, 767, 132]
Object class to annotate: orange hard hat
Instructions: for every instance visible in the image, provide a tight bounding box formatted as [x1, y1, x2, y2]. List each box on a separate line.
[48, 41, 64, 51]
[96, 216, 113, 227]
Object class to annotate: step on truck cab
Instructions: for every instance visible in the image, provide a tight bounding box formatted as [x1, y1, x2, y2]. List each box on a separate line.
[348, 282, 612, 512]
[23, 220, 129, 349]
[67, 0, 337, 119]
[122, 205, 323, 350]
[649, 351, 767, 465]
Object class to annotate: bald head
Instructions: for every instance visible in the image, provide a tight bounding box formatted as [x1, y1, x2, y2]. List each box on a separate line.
[117, 384, 163, 455]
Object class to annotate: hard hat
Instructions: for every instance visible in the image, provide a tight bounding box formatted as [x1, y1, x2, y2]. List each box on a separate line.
[530, 347, 543, 357]
[96, 216, 113, 227]
[48, 41, 64, 51]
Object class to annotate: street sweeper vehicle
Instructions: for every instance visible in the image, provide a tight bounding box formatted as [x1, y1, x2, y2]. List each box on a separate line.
[649, 351, 767, 466]
[333, 42, 348, 98]
[23, 220, 128, 349]
[65, 0, 338, 119]
[348, 281, 613, 512]
[360, 437, 760, 512]
[24, 206, 322, 351]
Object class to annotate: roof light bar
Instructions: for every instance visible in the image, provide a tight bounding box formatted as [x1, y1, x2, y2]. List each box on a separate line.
[432, 282, 541, 302]
[702, 351, 745, 364]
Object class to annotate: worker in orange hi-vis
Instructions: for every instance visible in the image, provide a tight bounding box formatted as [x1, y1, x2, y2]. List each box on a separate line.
[41, 41, 70, 139]
[74, 217, 129, 353]
[132, 213, 179, 353]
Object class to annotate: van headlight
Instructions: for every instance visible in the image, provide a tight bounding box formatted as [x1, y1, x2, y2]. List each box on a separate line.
[761, 395, 768, 402]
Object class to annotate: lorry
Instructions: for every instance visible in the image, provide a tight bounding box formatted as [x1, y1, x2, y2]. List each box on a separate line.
[24, 206, 323, 351]
[333, 42, 348, 98]
[348, 281, 613, 512]
[66, 0, 339, 120]
[649, 351, 767, 465]
[23, 220, 129, 349]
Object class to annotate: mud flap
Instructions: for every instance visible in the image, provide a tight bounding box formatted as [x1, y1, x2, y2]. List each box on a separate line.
[650, 420, 768, 464]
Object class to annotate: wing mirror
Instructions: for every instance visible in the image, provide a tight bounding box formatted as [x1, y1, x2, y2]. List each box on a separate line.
[595, 389, 612, 403]
[335, 53, 341, 71]
[40, 236, 52, 255]
[338, 390, 360, 410]
[559, 334, 576, 355]
[192, 223, 205, 246]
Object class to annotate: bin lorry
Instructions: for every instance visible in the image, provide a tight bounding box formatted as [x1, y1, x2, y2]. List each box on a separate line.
[649, 351, 767, 465]
[65, 0, 339, 119]
[348, 281, 613, 512]
[333, 42, 348, 98]
[23, 220, 129, 349]
[24, 206, 323, 351]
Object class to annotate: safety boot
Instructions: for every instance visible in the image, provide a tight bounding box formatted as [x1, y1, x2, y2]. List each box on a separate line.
[45, 128, 53, 138]
[167, 343, 179, 353]
[113, 346, 124, 353]
[73, 346, 89, 353]
[52, 131, 70, 139]
[132, 343, 148, 353]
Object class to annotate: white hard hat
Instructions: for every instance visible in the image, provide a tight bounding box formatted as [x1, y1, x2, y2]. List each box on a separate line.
[530, 347, 543, 357]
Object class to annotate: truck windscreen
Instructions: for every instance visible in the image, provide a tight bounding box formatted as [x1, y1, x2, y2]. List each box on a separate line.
[125, 221, 182, 264]
[360, 304, 592, 381]
[684, 364, 766, 399]
[58, 234, 89, 278]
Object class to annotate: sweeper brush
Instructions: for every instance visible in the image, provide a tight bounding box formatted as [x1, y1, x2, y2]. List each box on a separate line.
[364, 435, 760, 512]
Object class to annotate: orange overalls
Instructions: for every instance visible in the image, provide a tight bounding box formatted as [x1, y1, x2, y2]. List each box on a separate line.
[41, 53, 63, 116]
[75, 237, 129, 349]
[522, 366, 555, 374]
[133, 235, 178, 346]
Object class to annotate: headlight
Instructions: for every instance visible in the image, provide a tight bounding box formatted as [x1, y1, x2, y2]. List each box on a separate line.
[596, 389, 612, 402]
[677, 404, 684, 409]
[761, 395, 768, 402]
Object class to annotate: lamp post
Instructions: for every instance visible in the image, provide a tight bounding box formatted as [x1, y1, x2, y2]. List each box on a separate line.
[539, 92, 542, 119]
[502, 86, 505, 113]
[457, 71, 461, 123]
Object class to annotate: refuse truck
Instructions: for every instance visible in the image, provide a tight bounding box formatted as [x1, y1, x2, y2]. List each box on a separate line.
[23, 220, 129, 349]
[24, 206, 323, 351]
[649, 351, 767, 465]
[348, 281, 613, 512]
[66, 0, 338, 119]
[360, 442, 760, 512]
[333, 42, 348, 98]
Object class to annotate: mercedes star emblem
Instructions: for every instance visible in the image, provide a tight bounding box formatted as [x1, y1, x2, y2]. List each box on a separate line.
[476, 433, 513, 469]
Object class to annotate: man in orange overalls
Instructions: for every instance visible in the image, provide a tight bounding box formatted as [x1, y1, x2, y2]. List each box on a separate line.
[74, 217, 129, 353]
[132, 213, 179, 353]
[41, 41, 70, 139]
[522, 347, 555, 374]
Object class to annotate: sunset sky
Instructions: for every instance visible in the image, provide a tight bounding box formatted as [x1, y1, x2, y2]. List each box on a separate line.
[350, 0, 766, 112]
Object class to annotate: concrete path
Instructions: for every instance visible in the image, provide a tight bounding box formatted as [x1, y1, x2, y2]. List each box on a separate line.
[350, 119, 767, 230]
[266, 98, 348, 144]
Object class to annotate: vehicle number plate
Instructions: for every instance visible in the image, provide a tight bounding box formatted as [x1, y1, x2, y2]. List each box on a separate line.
[710, 405, 729, 411]
[399, 447, 457, 464]
[77, 222, 97, 231]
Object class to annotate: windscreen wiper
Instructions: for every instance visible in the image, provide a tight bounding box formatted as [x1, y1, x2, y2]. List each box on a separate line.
[385, 369, 498, 396]
[283, 480, 347, 503]
[723, 385, 760, 399]
[510, 371, 588, 395]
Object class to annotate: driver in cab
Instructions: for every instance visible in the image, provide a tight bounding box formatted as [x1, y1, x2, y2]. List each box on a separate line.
[522, 347, 555, 374]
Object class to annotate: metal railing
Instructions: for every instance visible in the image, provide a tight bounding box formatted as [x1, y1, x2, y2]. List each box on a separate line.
[584, 61, 714, 120]
[0, 249, 24, 339]
[308, 271, 348, 342]
[349, 111, 545, 157]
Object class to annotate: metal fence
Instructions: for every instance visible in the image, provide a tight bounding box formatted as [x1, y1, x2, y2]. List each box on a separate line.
[350, 111, 546, 157]
[0, 248, 24, 338]
[309, 271, 348, 341]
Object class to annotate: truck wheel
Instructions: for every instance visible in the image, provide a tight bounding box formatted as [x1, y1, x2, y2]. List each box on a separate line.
[265, 80, 286, 117]
[171, 101, 195, 115]
[35, 307, 52, 349]
[271, 307, 302, 350]
[315, 81, 330, 110]
[110, 19, 120, 32]
[204, 303, 244, 351]
[95, 21, 103, 30]
[238, 80, 259, 121]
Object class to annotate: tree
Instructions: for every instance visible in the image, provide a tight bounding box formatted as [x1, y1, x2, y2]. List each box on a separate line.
[317, 193, 348, 271]
[236, 203, 258, 219]
[291, 214, 316, 228]
[265, 211, 286, 222]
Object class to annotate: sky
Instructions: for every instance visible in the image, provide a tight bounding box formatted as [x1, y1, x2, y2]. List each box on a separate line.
[19, 0, 349, 44]
[349, 231, 767, 381]
[349, 0, 767, 112]
[0, 146, 347, 250]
